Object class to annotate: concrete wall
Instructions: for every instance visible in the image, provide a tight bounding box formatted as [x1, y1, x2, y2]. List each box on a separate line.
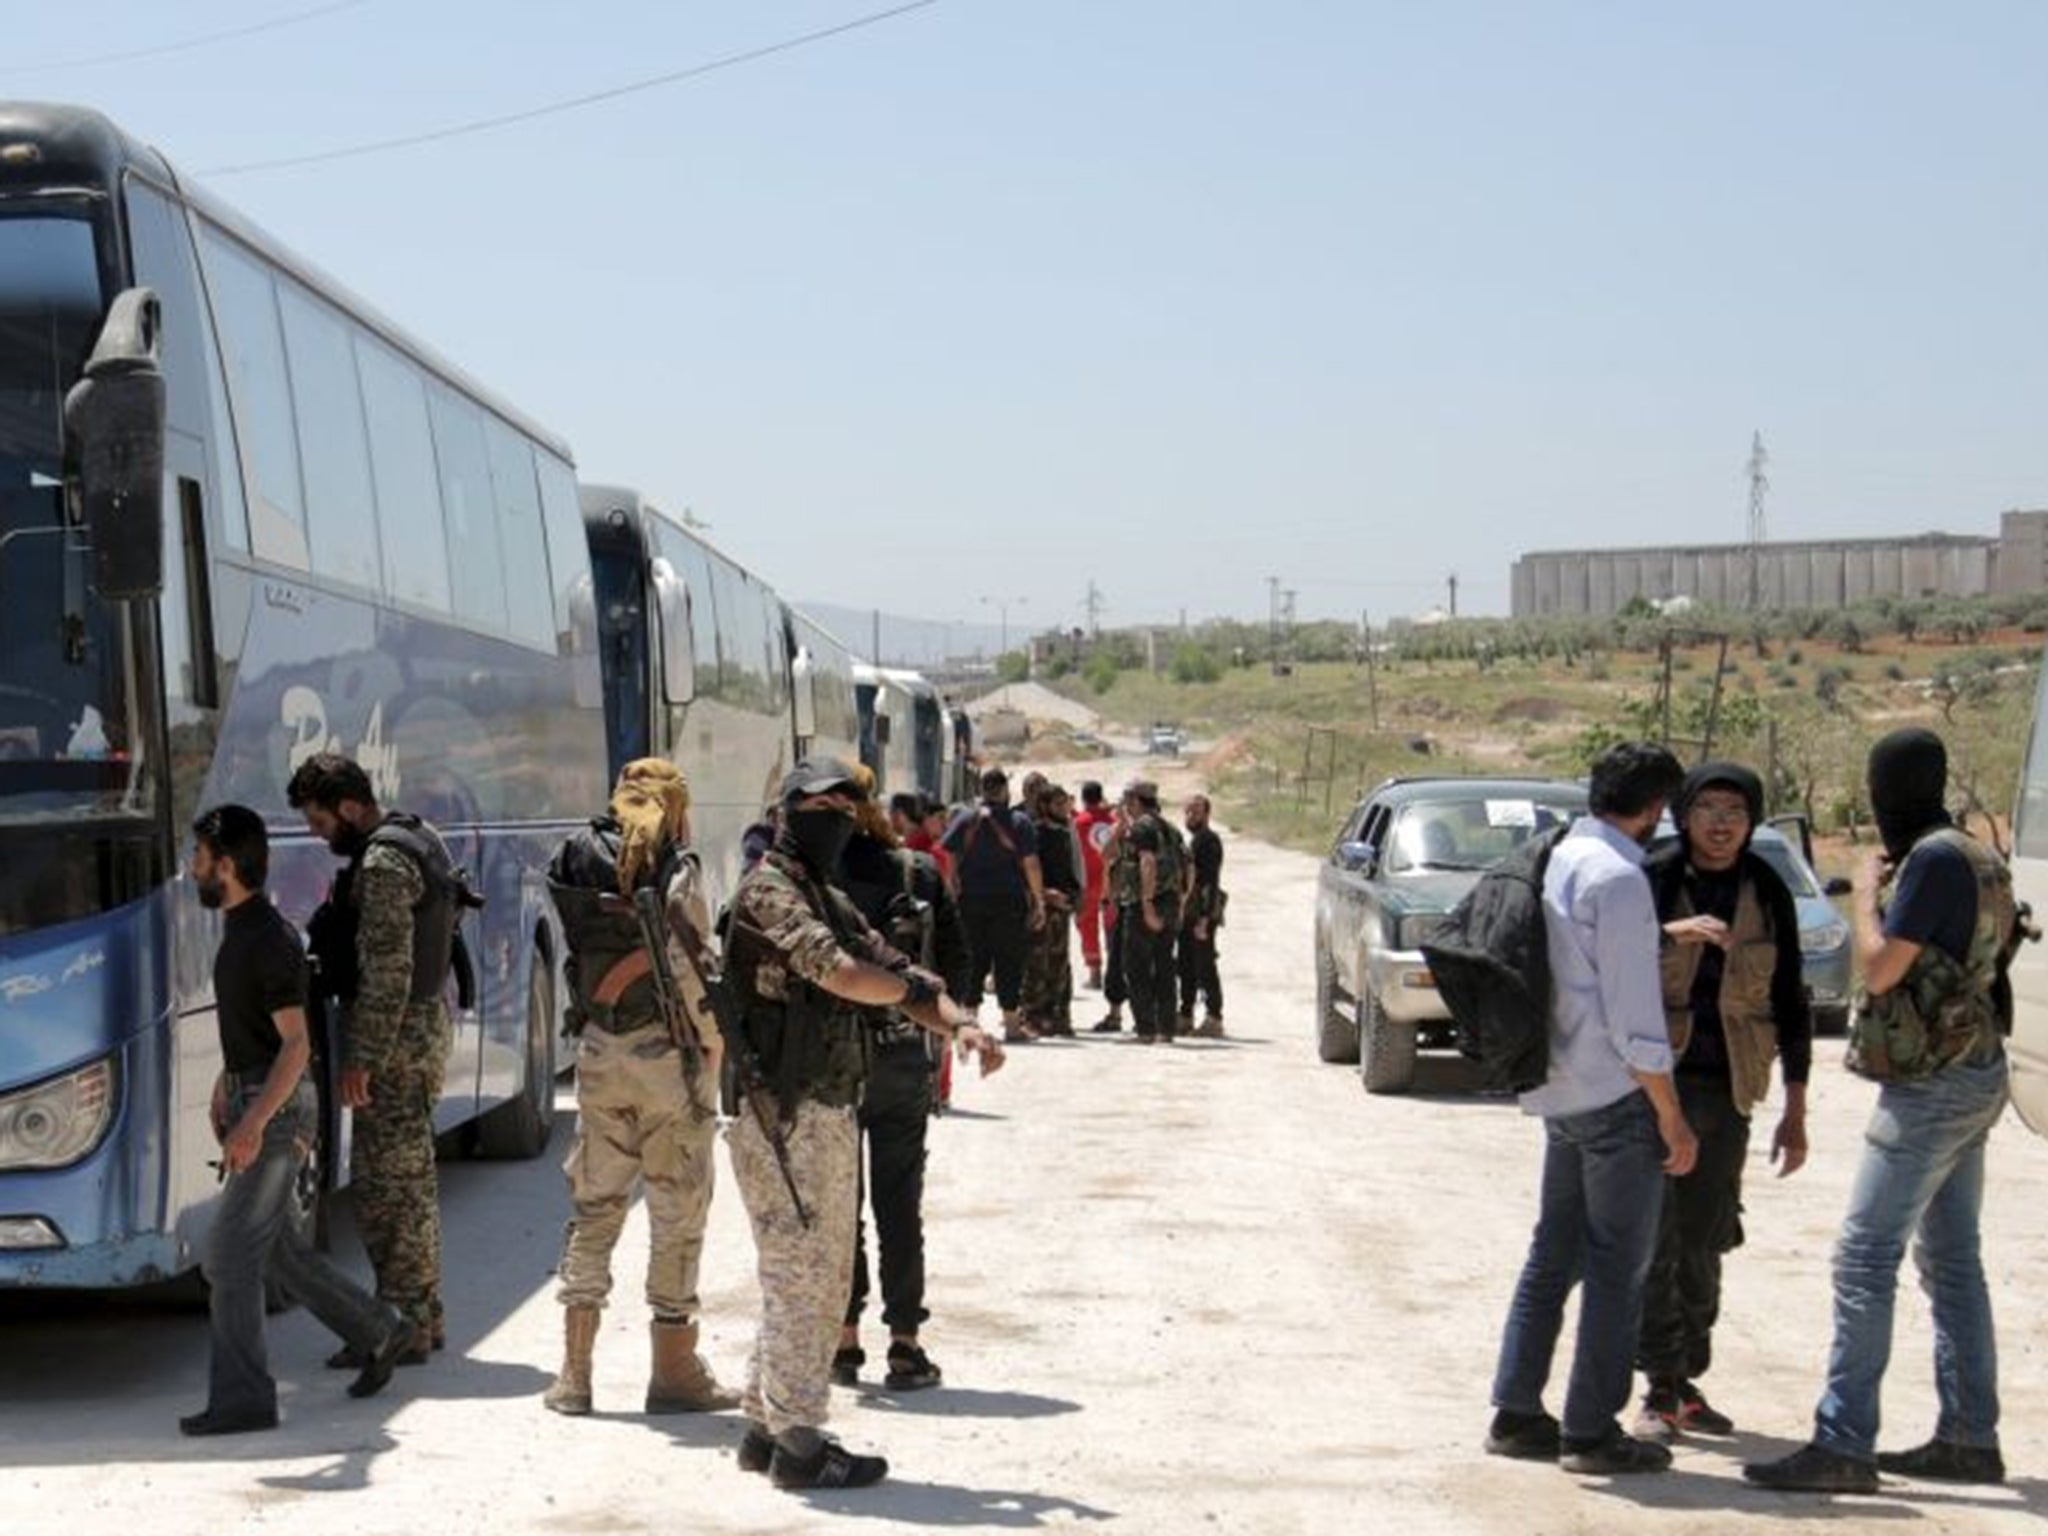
[1509, 534, 2006, 618]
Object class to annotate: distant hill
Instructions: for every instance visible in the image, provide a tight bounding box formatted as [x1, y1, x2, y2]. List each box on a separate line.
[795, 601, 1008, 667]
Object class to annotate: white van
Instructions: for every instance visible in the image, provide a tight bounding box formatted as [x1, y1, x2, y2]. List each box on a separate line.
[2003, 667, 2048, 1136]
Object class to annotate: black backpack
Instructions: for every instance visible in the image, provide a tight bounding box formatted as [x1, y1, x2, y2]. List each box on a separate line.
[1420, 825, 1568, 1094]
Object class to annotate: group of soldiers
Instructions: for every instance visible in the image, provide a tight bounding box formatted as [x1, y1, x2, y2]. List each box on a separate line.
[1083, 780, 1227, 1043]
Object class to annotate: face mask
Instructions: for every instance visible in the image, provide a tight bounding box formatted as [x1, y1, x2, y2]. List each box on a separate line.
[196, 875, 225, 910]
[328, 823, 369, 859]
[781, 807, 855, 873]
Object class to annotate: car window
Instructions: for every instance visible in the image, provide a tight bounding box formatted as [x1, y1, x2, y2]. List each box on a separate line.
[1752, 837, 1820, 899]
[1385, 796, 1577, 874]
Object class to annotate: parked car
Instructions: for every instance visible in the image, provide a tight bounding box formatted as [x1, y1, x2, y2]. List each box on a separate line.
[1315, 776, 1588, 1092]
[1647, 817, 1853, 1036]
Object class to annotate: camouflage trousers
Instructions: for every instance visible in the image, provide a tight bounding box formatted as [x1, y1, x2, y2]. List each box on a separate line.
[557, 1022, 719, 1318]
[1021, 904, 1074, 1025]
[728, 1100, 859, 1435]
[349, 1008, 451, 1339]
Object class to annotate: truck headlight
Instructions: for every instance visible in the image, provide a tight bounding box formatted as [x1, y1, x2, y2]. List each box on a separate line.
[0, 1059, 115, 1171]
[1802, 919, 1850, 956]
[1397, 913, 1445, 951]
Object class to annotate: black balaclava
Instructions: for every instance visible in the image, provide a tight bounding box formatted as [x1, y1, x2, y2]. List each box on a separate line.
[1867, 728, 1950, 862]
[779, 807, 854, 876]
[1675, 761, 1764, 857]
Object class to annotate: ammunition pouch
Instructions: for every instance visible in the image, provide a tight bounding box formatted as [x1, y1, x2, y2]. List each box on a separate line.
[743, 992, 869, 1114]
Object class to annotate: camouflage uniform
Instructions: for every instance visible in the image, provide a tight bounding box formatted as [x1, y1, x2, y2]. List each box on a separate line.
[556, 856, 721, 1316]
[350, 840, 452, 1345]
[724, 850, 913, 1438]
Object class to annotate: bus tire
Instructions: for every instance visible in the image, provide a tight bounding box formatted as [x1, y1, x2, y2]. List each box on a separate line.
[475, 953, 557, 1160]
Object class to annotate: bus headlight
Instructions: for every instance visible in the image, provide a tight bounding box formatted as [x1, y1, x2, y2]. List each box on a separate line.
[1802, 919, 1850, 956]
[0, 1059, 115, 1170]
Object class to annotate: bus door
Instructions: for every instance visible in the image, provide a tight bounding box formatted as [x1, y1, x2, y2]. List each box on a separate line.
[590, 542, 651, 784]
[437, 820, 488, 1133]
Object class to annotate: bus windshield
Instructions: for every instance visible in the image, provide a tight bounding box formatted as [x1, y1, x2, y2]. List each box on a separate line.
[0, 207, 163, 934]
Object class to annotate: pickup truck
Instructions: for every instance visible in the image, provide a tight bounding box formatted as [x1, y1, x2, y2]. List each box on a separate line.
[1314, 776, 1587, 1092]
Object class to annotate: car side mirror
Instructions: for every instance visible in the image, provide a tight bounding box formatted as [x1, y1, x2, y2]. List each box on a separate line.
[1823, 875, 1852, 898]
[1338, 840, 1377, 875]
[63, 287, 165, 601]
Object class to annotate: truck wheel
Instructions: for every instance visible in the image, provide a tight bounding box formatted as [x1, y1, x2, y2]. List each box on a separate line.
[475, 958, 557, 1160]
[1316, 944, 1360, 1063]
[1360, 988, 1418, 1094]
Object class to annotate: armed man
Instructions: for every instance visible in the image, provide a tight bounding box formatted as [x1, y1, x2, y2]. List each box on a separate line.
[1123, 781, 1190, 1044]
[290, 752, 467, 1365]
[540, 759, 739, 1417]
[725, 757, 1004, 1491]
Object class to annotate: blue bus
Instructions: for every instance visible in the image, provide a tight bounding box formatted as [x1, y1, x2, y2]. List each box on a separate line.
[0, 103, 611, 1287]
[577, 483, 807, 916]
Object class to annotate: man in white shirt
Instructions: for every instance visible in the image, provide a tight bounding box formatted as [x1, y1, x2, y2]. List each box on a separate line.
[1487, 742, 1699, 1476]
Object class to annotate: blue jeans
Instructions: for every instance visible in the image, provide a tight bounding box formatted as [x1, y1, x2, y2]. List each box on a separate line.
[204, 1078, 394, 1415]
[1492, 1091, 1667, 1443]
[1813, 1052, 2008, 1462]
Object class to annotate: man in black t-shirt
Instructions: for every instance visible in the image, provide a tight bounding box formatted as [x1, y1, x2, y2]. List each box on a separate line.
[180, 805, 406, 1437]
[941, 767, 1046, 1041]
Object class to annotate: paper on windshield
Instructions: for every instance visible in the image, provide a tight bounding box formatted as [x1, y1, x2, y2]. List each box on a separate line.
[1484, 800, 1538, 829]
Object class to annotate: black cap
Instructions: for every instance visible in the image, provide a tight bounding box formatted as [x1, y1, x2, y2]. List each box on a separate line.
[779, 756, 862, 807]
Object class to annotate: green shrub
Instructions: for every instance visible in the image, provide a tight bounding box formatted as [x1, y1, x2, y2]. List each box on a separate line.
[1083, 653, 1120, 695]
[1169, 643, 1222, 685]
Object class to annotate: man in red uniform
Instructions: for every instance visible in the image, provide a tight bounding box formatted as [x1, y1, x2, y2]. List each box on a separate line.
[1072, 781, 1116, 990]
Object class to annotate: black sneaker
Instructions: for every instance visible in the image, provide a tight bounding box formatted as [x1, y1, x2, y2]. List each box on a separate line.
[1877, 1439, 2005, 1485]
[179, 1405, 279, 1437]
[737, 1422, 776, 1475]
[770, 1437, 889, 1490]
[1560, 1428, 1673, 1475]
[1744, 1442, 1880, 1493]
[1633, 1385, 1682, 1444]
[328, 1329, 428, 1371]
[1677, 1381, 1735, 1436]
[830, 1346, 864, 1387]
[347, 1320, 410, 1400]
[1090, 1015, 1122, 1034]
[885, 1342, 942, 1391]
[1484, 1409, 1561, 1461]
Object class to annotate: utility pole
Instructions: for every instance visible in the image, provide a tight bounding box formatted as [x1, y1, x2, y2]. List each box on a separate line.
[1747, 430, 1770, 611]
[1084, 579, 1105, 638]
[1362, 608, 1380, 731]
[1446, 571, 1459, 618]
[1267, 576, 1282, 675]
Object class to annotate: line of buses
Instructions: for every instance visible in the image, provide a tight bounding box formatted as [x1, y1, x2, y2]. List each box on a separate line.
[0, 104, 971, 1289]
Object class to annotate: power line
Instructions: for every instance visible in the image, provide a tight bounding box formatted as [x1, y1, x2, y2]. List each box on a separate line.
[3, 0, 370, 75]
[202, 0, 947, 177]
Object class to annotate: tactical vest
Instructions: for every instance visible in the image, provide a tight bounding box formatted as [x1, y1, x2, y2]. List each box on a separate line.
[548, 819, 672, 1035]
[1659, 871, 1781, 1118]
[312, 811, 469, 1006]
[724, 853, 869, 1113]
[1848, 827, 2015, 1084]
[371, 814, 464, 1004]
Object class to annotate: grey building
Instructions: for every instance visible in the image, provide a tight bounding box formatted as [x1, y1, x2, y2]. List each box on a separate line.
[1511, 512, 2048, 618]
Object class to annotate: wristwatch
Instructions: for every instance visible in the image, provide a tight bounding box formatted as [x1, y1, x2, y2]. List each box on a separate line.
[900, 971, 939, 1009]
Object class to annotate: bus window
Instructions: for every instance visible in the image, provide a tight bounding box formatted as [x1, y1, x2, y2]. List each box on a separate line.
[201, 232, 309, 569]
[427, 384, 507, 632]
[278, 282, 383, 594]
[355, 337, 451, 612]
[534, 450, 587, 653]
[484, 417, 552, 649]
[126, 184, 248, 554]
[669, 536, 723, 700]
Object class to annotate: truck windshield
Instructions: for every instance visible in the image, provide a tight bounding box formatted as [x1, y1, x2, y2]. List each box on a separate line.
[0, 207, 164, 933]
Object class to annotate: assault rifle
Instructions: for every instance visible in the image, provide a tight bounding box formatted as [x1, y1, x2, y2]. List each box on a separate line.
[630, 887, 707, 1088]
[664, 899, 812, 1230]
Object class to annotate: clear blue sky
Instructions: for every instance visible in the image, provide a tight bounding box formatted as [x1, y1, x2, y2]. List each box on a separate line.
[11, 1, 2047, 623]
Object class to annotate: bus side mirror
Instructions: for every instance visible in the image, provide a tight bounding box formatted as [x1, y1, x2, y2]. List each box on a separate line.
[64, 287, 166, 601]
[791, 646, 818, 741]
[651, 559, 697, 706]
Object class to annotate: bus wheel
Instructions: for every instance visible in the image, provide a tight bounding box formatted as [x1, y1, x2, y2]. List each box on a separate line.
[475, 956, 557, 1160]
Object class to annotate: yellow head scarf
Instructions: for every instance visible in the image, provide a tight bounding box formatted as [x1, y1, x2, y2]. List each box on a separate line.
[612, 757, 691, 892]
[849, 763, 898, 847]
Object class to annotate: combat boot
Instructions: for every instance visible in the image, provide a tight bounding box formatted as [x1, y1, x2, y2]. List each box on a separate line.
[647, 1318, 740, 1414]
[543, 1304, 600, 1416]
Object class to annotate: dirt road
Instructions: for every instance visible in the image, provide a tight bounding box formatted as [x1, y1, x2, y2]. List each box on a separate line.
[4, 758, 2046, 1535]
